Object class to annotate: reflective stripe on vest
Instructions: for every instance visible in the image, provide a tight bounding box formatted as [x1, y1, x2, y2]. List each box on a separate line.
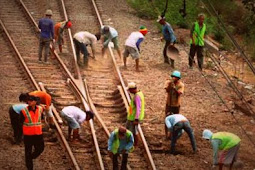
[212, 132, 241, 150]
[111, 129, 134, 154]
[22, 106, 43, 135]
[190, 22, 206, 46]
[127, 91, 145, 121]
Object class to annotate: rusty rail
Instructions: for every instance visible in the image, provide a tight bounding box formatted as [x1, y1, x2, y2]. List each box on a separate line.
[16, 0, 105, 169]
[0, 19, 80, 170]
[90, 0, 157, 169]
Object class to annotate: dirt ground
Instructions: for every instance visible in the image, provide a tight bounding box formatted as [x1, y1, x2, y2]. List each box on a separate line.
[99, 0, 255, 169]
[0, 0, 254, 170]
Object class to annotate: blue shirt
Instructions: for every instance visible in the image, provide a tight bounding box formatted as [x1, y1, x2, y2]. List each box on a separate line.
[165, 114, 187, 131]
[12, 104, 28, 114]
[162, 22, 176, 43]
[108, 131, 134, 153]
[38, 18, 54, 39]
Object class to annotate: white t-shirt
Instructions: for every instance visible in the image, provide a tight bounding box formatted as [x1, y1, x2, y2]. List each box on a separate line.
[73, 31, 97, 45]
[125, 32, 144, 49]
[62, 106, 86, 124]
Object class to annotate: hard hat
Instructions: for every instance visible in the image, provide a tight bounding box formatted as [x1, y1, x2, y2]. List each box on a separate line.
[171, 70, 181, 79]
[66, 21, 72, 28]
[128, 82, 137, 89]
[202, 129, 213, 140]
[45, 9, 53, 16]
[139, 25, 148, 36]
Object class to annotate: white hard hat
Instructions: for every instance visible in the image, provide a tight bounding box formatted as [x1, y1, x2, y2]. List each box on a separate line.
[202, 129, 213, 140]
[128, 82, 136, 89]
[45, 9, 53, 16]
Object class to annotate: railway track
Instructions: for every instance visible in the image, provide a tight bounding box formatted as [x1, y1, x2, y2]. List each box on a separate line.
[1, 0, 157, 169]
[0, 0, 105, 169]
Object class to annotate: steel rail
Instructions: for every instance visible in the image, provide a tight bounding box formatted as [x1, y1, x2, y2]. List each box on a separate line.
[90, 0, 157, 169]
[0, 19, 80, 170]
[17, 0, 105, 169]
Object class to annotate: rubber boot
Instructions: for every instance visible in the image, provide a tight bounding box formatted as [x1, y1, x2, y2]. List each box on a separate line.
[59, 45, 62, 53]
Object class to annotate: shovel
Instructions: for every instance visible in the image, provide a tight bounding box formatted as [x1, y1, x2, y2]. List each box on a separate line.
[167, 45, 180, 61]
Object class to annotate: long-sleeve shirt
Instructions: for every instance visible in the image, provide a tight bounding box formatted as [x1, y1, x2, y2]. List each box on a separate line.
[61, 106, 86, 124]
[108, 131, 134, 153]
[165, 114, 188, 131]
[12, 104, 28, 114]
[125, 32, 144, 52]
[29, 91, 51, 110]
[162, 22, 176, 43]
[211, 139, 222, 165]
[38, 18, 54, 39]
[101, 26, 118, 47]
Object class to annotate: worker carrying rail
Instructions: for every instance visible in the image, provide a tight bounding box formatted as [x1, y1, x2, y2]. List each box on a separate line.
[202, 129, 241, 170]
[164, 70, 184, 138]
[60, 106, 94, 142]
[73, 31, 101, 66]
[108, 126, 134, 170]
[20, 95, 44, 170]
[126, 82, 145, 146]
[123, 26, 148, 72]
[101, 25, 122, 59]
[38, 9, 54, 64]
[165, 114, 196, 155]
[8, 94, 29, 144]
[54, 20, 72, 53]
[19, 91, 55, 129]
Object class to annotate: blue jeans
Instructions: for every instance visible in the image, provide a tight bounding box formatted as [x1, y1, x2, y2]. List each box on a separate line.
[73, 38, 88, 63]
[170, 121, 196, 152]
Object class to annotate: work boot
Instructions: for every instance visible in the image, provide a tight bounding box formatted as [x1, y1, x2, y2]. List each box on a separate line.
[164, 58, 170, 64]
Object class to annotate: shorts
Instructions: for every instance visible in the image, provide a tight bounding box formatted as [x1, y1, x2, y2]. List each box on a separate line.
[123, 46, 139, 60]
[104, 36, 119, 50]
[60, 111, 80, 129]
[126, 120, 138, 135]
[218, 143, 240, 165]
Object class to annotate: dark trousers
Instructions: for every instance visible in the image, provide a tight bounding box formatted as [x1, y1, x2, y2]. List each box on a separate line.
[113, 153, 128, 170]
[170, 121, 196, 153]
[9, 107, 23, 143]
[38, 37, 51, 62]
[189, 45, 204, 70]
[163, 41, 174, 65]
[73, 38, 88, 63]
[24, 135, 44, 170]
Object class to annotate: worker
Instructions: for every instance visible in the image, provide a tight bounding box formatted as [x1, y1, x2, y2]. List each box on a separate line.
[9, 95, 29, 144]
[20, 95, 44, 170]
[60, 106, 94, 142]
[108, 126, 134, 170]
[101, 25, 121, 58]
[202, 129, 241, 170]
[157, 16, 177, 67]
[189, 13, 206, 70]
[165, 114, 196, 155]
[164, 70, 184, 138]
[38, 9, 54, 63]
[73, 31, 101, 66]
[54, 20, 72, 53]
[126, 82, 145, 146]
[19, 91, 55, 129]
[123, 26, 148, 72]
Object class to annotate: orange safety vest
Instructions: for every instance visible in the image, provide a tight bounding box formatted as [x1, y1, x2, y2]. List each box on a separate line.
[22, 106, 43, 135]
